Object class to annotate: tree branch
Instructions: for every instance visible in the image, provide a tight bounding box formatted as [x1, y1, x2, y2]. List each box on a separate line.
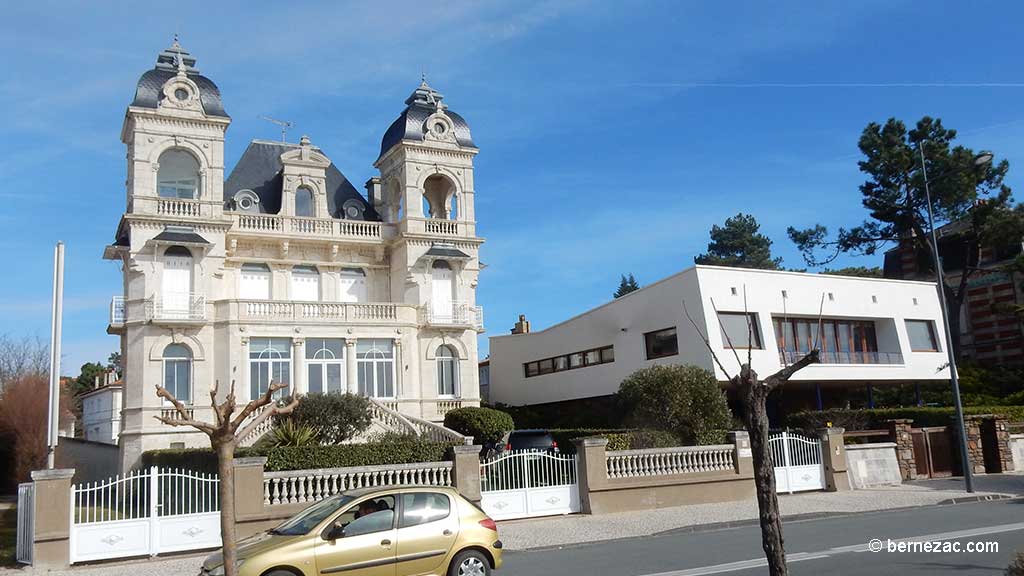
[682, 299, 734, 381]
[235, 395, 299, 441]
[153, 385, 215, 433]
[709, 297, 745, 368]
[764, 350, 819, 392]
[230, 380, 289, 431]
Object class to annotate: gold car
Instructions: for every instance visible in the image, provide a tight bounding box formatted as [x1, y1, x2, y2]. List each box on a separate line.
[201, 486, 502, 576]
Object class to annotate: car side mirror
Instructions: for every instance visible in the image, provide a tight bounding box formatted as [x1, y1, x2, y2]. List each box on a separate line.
[325, 524, 345, 541]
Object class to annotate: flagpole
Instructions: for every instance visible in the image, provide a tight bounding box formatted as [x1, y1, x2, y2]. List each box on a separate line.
[46, 241, 65, 469]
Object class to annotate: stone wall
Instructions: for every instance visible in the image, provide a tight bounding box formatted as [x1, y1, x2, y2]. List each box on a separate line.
[845, 443, 902, 489]
[54, 438, 119, 484]
[886, 419, 916, 480]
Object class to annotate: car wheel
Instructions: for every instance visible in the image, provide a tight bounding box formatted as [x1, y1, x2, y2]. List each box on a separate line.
[449, 549, 490, 576]
[264, 571, 298, 576]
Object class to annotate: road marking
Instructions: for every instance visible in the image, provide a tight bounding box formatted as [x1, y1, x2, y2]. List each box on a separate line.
[640, 521, 1024, 576]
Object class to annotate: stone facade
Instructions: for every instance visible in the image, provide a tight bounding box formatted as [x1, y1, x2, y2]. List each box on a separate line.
[886, 419, 917, 480]
[104, 41, 484, 471]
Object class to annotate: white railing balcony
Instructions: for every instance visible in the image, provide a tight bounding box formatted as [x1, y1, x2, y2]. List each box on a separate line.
[156, 198, 202, 218]
[778, 350, 904, 365]
[420, 301, 484, 330]
[235, 300, 414, 324]
[109, 296, 125, 325]
[402, 217, 473, 238]
[145, 292, 207, 322]
[232, 213, 382, 241]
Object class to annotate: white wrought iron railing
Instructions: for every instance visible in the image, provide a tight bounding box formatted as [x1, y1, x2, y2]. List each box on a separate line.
[233, 213, 382, 241]
[779, 350, 904, 365]
[264, 461, 453, 506]
[420, 301, 484, 330]
[605, 445, 735, 479]
[145, 292, 206, 322]
[110, 296, 125, 325]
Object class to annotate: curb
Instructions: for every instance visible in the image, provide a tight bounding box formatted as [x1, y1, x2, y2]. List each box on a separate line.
[505, 492, 1019, 553]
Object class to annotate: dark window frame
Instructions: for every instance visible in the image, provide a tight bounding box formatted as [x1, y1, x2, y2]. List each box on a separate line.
[644, 327, 679, 360]
[522, 345, 615, 378]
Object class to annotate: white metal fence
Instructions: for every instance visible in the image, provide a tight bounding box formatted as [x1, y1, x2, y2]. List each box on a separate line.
[16, 483, 33, 564]
[264, 461, 453, 506]
[768, 431, 825, 493]
[479, 450, 580, 520]
[69, 467, 221, 563]
[606, 445, 735, 479]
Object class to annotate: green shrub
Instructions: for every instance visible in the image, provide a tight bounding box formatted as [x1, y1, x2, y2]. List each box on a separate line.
[619, 365, 733, 445]
[786, 406, 1024, 432]
[267, 420, 319, 448]
[142, 437, 457, 473]
[549, 429, 682, 452]
[281, 392, 373, 444]
[492, 395, 624, 429]
[444, 407, 514, 445]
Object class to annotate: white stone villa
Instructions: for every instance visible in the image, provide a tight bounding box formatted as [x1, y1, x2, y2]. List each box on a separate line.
[104, 40, 483, 470]
[489, 265, 952, 414]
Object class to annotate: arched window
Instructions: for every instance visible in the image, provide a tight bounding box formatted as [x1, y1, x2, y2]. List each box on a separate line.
[240, 263, 271, 300]
[436, 345, 459, 397]
[163, 344, 192, 403]
[249, 337, 291, 400]
[338, 268, 367, 303]
[157, 149, 200, 199]
[295, 186, 315, 217]
[357, 339, 394, 398]
[306, 338, 345, 394]
[290, 266, 320, 302]
[422, 174, 455, 219]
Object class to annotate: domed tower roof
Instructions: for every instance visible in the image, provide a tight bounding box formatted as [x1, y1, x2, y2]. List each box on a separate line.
[129, 38, 229, 118]
[378, 77, 475, 160]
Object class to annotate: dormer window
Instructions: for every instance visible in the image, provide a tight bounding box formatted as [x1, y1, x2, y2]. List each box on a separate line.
[158, 149, 200, 199]
[295, 186, 315, 217]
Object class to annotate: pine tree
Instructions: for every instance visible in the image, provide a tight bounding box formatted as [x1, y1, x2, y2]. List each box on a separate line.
[614, 273, 640, 298]
[695, 213, 783, 270]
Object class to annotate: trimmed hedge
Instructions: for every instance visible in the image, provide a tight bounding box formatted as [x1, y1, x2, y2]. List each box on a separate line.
[444, 407, 514, 445]
[549, 428, 682, 453]
[142, 436, 458, 473]
[786, 406, 1024, 432]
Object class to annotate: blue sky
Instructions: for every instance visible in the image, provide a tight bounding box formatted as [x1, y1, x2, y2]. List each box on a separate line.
[2, 0, 1023, 373]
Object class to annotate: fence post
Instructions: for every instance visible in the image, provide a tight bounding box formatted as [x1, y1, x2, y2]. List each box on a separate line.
[149, 466, 160, 555]
[450, 445, 483, 504]
[727, 430, 753, 476]
[233, 457, 268, 519]
[886, 419, 917, 480]
[30, 468, 74, 570]
[818, 427, 850, 491]
[573, 437, 607, 515]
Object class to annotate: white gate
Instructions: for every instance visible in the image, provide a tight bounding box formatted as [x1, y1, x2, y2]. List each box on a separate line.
[16, 483, 33, 564]
[69, 467, 221, 563]
[768, 431, 825, 493]
[479, 451, 580, 521]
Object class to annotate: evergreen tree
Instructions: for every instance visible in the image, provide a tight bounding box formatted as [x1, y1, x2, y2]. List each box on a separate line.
[695, 213, 782, 269]
[614, 273, 641, 298]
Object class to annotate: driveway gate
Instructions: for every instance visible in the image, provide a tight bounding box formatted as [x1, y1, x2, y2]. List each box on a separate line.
[69, 467, 221, 563]
[768, 431, 825, 493]
[479, 451, 580, 520]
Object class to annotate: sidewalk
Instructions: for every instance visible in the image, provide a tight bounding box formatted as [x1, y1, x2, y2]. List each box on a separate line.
[2, 484, 1008, 576]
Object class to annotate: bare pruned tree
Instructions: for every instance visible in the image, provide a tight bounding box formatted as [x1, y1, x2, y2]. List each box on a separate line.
[683, 287, 823, 576]
[0, 334, 49, 389]
[155, 378, 297, 576]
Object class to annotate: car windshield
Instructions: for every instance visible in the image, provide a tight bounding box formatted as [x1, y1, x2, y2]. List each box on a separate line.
[512, 432, 552, 449]
[271, 494, 355, 536]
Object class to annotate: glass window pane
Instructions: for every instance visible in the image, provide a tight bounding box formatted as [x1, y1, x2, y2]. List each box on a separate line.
[176, 362, 190, 402]
[399, 493, 450, 528]
[327, 364, 343, 393]
[538, 359, 554, 374]
[553, 356, 568, 371]
[585, 350, 600, 365]
[308, 364, 323, 394]
[358, 364, 371, 396]
[601, 347, 614, 363]
[906, 320, 938, 351]
[569, 353, 583, 368]
[718, 313, 760, 348]
[645, 328, 678, 359]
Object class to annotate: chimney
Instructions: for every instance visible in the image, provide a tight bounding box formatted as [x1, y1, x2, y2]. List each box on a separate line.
[365, 177, 382, 210]
[511, 314, 531, 335]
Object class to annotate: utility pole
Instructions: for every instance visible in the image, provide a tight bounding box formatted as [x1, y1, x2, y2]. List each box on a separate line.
[46, 241, 65, 469]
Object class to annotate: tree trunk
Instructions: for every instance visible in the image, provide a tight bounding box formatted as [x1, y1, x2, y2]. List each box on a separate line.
[216, 440, 238, 576]
[740, 369, 788, 576]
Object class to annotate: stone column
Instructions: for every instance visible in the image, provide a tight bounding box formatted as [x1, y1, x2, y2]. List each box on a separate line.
[31, 468, 75, 570]
[450, 445, 482, 504]
[394, 336, 404, 400]
[346, 339, 358, 394]
[293, 338, 306, 396]
[818, 427, 850, 491]
[728, 430, 753, 476]
[886, 419, 917, 480]
[960, 416, 986, 475]
[240, 336, 250, 402]
[573, 437, 609, 514]
[993, 416, 1015, 472]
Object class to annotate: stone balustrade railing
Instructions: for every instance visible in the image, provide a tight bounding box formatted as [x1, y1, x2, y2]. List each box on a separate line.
[606, 445, 735, 479]
[159, 407, 194, 422]
[156, 198, 201, 218]
[367, 398, 419, 436]
[233, 213, 383, 241]
[435, 399, 463, 417]
[238, 405, 276, 447]
[264, 461, 453, 505]
[238, 301, 405, 323]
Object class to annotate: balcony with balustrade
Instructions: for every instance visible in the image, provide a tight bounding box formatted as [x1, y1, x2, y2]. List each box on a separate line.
[145, 292, 207, 324]
[420, 301, 484, 332]
[401, 217, 477, 240]
[108, 296, 126, 334]
[229, 213, 384, 243]
[219, 300, 419, 326]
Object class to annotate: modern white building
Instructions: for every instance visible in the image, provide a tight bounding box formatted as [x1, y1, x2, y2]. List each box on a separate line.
[104, 40, 484, 470]
[489, 265, 951, 412]
[79, 376, 123, 445]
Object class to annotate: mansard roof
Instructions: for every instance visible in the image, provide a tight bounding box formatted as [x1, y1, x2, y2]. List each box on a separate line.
[130, 39, 229, 118]
[379, 79, 476, 159]
[224, 140, 379, 221]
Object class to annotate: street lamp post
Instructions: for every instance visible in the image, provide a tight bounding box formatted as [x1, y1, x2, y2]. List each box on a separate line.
[917, 145, 992, 494]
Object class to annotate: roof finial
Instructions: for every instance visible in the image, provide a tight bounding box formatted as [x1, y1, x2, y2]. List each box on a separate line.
[172, 33, 181, 50]
[175, 50, 187, 76]
[420, 70, 429, 87]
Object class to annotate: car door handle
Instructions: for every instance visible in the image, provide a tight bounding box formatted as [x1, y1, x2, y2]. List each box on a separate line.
[443, 529, 453, 536]
[381, 539, 392, 546]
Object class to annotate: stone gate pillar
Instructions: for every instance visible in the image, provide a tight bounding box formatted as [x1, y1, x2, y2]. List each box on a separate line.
[31, 468, 74, 570]
[886, 419, 917, 480]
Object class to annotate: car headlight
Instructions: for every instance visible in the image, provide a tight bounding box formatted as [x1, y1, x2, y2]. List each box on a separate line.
[208, 560, 244, 576]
